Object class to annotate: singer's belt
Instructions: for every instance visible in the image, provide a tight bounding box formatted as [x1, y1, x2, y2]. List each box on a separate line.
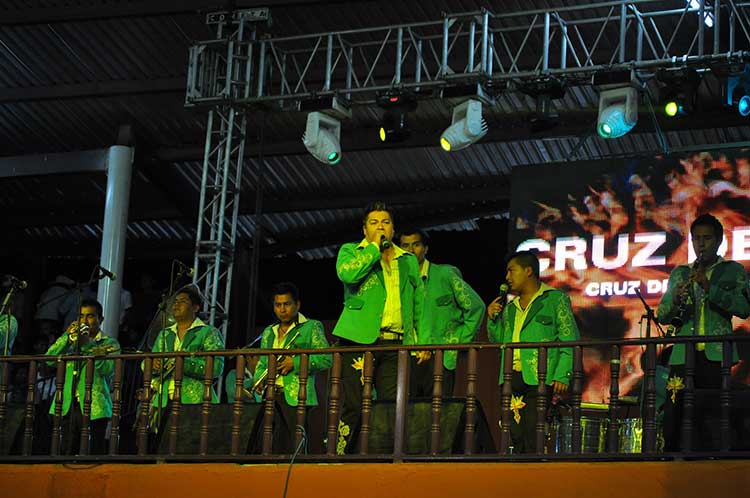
[378, 330, 403, 341]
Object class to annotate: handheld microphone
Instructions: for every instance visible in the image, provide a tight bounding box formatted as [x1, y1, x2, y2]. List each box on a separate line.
[174, 260, 195, 277]
[97, 265, 117, 281]
[380, 235, 392, 250]
[498, 283, 509, 303]
[6, 276, 27, 290]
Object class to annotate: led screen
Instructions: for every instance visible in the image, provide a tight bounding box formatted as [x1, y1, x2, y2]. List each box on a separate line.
[509, 150, 750, 402]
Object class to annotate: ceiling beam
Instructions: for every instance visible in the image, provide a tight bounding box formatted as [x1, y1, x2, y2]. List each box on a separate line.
[0, 149, 107, 177]
[0, 0, 356, 26]
[0, 78, 186, 103]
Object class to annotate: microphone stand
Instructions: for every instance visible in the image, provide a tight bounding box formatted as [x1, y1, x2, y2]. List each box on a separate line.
[633, 287, 668, 338]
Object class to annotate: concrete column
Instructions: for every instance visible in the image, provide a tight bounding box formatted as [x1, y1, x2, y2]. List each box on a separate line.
[97, 145, 134, 339]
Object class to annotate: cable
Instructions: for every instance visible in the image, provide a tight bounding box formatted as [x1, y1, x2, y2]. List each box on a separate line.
[282, 425, 307, 498]
[642, 83, 670, 156]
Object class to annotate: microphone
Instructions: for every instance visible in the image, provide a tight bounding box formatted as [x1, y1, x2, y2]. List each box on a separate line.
[6, 276, 27, 290]
[97, 265, 117, 281]
[174, 260, 195, 277]
[498, 283, 509, 303]
[380, 235, 392, 250]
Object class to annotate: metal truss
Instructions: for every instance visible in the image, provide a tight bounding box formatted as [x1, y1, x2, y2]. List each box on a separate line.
[187, 1, 750, 108]
[189, 11, 264, 339]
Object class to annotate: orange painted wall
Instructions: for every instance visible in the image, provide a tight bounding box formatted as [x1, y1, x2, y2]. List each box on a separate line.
[1, 461, 748, 498]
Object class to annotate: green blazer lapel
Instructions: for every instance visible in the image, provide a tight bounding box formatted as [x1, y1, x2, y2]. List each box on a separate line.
[521, 293, 548, 331]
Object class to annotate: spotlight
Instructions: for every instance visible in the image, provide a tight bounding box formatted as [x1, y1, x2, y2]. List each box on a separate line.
[440, 99, 487, 151]
[664, 100, 679, 117]
[302, 112, 342, 164]
[596, 87, 638, 139]
[377, 94, 416, 143]
[658, 68, 698, 118]
[727, 65, 750, 117]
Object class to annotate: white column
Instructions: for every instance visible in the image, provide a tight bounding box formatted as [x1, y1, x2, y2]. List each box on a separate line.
[97, 145, 134, 339]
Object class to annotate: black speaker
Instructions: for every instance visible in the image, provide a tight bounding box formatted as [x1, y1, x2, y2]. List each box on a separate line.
[155, 404, 262, 455]
[362, 397, 495, 455]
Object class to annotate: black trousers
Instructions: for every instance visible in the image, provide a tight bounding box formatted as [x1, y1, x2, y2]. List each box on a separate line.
[339, 338, 400, 454]
[249, 391, 307, 454]
[507, 371, 552, 454]
[409, 356, 455, 399]
[59, 406, 109, 455]
[663, 351, 723, 451]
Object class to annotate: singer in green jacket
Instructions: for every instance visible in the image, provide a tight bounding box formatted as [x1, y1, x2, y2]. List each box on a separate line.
[332, 201, 424, 454]
[487, 251, 579, 453]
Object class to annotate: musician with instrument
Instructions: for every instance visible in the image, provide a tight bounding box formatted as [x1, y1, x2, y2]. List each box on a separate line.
[249, 282, 331, 453]
[658, 213, 750, 450]
[45, 298, 120, 454]
[147, 285, 224, 429]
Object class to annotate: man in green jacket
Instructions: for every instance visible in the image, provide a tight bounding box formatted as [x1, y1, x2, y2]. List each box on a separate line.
[487, 251, 579, 453]
[148, 285, 224, 432]
[45, 299, 120, 454]
[249, 282, 331, 453]
[399, 229, 485, 397]
[658, 213, 750, 450]
[333, 201, 424, 453]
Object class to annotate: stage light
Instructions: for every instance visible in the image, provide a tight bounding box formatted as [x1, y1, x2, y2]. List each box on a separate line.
[596, 87, 638, 139]
[739, 96, 750, 117]
[302, 111, 342, 165]
[657, 68, 698, 119]
[727, 67, 750, 117]
[440, 99, 487, 151]
[377, 93, 416, 143]
[664, 101, 679, 117]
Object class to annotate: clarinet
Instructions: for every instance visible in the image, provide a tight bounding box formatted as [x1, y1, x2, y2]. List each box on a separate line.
[671, 249, 704, 329]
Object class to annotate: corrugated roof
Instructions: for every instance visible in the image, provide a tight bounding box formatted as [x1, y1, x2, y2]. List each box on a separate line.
[0, 1, 747, 257]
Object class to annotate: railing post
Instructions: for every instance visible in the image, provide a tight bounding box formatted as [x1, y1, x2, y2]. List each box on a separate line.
[393, 349, 410, 461]
[464, 347, 478, 455]
[535, 347, 547, 454]
[570, 346, 583, 454]
[50, 361, 66, 456]
[261, 354, 277, 455]
[136, 358, 153, 456]
[358, 351, 374, 455]
[199, 355, 215, 455]
[642, 342, 657, 453]
[0, 360, 8, 454]
[607, 345, 621, 453]
[109, 358, 124, 455]
[680, 343, 696, 452]
[78, 358, 95, 455]
[499, 347, 513, 454]
[326, 352, 342, 456]
[22, 360, 37, 456]
[430, 349, 444, 455]
[720, 339, 733, 451]
[168, 356, 185, 456]
[230, 354, 245, 455]
[296, 354, 310, 449]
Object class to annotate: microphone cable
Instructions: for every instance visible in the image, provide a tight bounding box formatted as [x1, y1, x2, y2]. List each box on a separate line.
[282, 424, 308, 498]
